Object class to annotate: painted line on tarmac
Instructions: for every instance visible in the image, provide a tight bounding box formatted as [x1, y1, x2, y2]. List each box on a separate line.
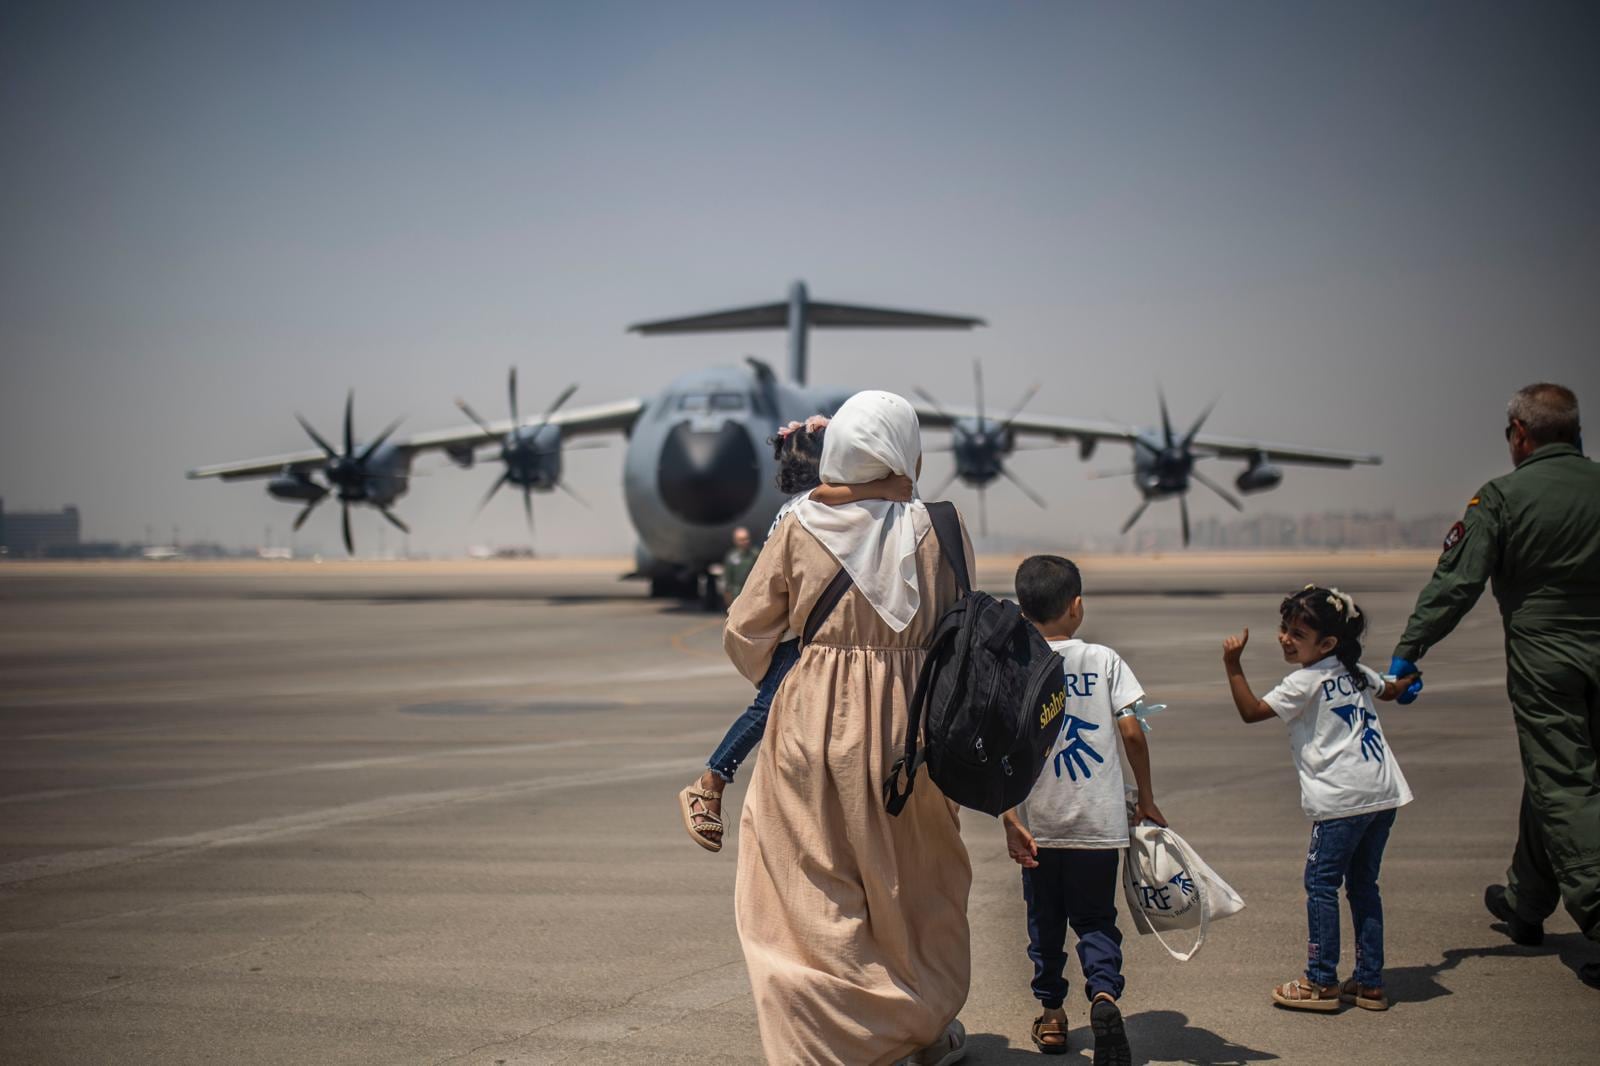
[6, 660, 741, 711]
[0, 730, 719, 806]
[0, 756, 705, 888]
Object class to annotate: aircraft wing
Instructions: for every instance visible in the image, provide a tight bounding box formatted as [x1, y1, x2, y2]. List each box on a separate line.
[912, 404, 1380, 467]
[187, 397, 646, 481]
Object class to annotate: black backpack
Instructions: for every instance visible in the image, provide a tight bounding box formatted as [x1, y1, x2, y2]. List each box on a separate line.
[802, 501, 1068, 819]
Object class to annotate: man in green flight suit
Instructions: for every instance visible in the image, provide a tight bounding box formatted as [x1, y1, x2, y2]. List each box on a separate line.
[721, 526, 758, 610]
[1390, 383, 1599, 988]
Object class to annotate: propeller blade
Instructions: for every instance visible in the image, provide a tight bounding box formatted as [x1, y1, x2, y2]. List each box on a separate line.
[537, 383, 579, 426]
[534, 440, 607, 455]
[292, 497, 322, 531]
[508, 367, 520, 426]
[1000, 382, 1042, 429]
[1158, 388, 1174, 448]
[1180, 495, 1191, 547]
[456, 398, 497, 437]
[978, 483, 989, 537]
[913, 387, 956, 423]
[358, 416, 405, 465]
[1182, 398, 1219, 449]
[341, 503, 354, 555]
[343, 390, 355, 457]
[1192, 468, 1244, 511]
[1121, 498, 1151, 534]
[477, 471, 511, 514]
[973, 360, 986, 424]
[558, 480, 590, 509]
[295, 414, 339, 461]
[929, 467, 960, 498]
[378, 506, 410, 534]
[522, 486, 534, 534]
[1000, 463, 1047, 509]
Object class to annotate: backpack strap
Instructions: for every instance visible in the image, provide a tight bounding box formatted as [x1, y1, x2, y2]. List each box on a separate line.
[884, 503, 970, 817]
[802, 567, 853, 646]
[925, 500, 971, 596]
[883, 624, 955, 815]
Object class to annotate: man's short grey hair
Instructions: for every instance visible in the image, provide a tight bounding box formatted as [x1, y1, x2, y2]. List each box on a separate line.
[1508, 383, 1581, 446]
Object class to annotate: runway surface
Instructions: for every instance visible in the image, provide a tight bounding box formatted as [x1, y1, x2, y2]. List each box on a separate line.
[2, 554, 1596, 1064]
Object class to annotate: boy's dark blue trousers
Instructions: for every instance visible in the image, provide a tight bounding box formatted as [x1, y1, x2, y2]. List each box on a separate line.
[1022, 847, 1125, 1007]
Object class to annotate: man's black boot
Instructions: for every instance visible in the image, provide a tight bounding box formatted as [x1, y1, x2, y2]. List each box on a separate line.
[1484, 884, 1544, 946]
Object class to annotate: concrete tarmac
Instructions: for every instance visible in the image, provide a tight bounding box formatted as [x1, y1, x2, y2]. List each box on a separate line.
[2, 555, 1595, 1065]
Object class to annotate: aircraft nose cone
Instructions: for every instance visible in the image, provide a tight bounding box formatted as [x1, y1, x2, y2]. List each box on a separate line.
[658, 421, 760, 526]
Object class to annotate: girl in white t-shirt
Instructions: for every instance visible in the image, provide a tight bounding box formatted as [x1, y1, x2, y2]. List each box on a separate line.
[1221, 585, 1420, 1014]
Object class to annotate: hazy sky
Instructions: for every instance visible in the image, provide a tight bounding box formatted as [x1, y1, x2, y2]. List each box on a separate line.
[2, 1, 1596, 555]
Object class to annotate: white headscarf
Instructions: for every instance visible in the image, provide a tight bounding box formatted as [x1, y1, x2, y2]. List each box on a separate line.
[794, 390, 931, 632]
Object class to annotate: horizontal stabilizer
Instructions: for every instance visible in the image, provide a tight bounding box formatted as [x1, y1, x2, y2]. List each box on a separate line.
[628, 301, 984, 334]
[628, 303, 787, 334]
[807, 302, 985, 330]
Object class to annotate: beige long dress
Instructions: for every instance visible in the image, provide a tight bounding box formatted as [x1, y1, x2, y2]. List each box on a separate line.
[723, 510, 974, 1066]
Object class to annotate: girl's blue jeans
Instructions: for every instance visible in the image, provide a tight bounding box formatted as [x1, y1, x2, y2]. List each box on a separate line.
[707, 639, 800, 783]
[1305, 807, 1397, 987]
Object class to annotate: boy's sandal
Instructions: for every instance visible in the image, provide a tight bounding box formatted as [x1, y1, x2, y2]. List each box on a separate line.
[1271, 977, 1342, 1012]
[1338, 979, 1390, 1011]
[1030, 1013, 1069, 1054]
[678, 784, 724, 853]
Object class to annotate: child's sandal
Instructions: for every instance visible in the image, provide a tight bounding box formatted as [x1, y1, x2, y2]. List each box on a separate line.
[1029, 1013, 1069, 1055]
[1338, 979, 1389, 1011]
[1271, 977, 1342, 1012]
[678, 784, 724, 853]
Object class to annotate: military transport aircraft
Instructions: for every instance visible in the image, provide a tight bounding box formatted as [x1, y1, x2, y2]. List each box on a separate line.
[188, 280, 1380, 600]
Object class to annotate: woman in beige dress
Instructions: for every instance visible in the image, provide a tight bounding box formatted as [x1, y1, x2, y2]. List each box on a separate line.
[724, 390, 974, 1066]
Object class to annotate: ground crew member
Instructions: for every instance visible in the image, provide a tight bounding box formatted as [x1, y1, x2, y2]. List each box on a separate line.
[721, 526, 758, 608]
[1389, 383, 1599, 989]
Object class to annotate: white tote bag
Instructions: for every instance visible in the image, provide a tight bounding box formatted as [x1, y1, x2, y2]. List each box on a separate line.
[1122, 816, 1245, 962]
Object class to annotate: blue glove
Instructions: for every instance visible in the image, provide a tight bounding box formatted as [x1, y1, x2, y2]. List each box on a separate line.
[1388, 656, 1423, 705]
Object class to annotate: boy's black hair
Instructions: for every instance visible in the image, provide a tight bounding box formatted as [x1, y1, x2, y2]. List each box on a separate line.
[768, 425, 825, 494]
[1015, 555, 1082, 624]
[1280, 585, 1369, 690]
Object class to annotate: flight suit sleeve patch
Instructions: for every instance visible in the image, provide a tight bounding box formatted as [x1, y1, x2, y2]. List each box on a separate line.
[1468, 496, 1479, 507]
[1441, 520, 1465, 554]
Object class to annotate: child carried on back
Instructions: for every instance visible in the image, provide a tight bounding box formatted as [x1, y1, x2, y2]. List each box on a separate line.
[676, 416, 910, 853]
[1221, 584, 1418, 1013]
[1002, 555, 1164, 1064]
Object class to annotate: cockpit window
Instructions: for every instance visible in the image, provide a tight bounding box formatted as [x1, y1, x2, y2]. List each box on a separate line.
[710, 392, 747, 411]
[678, 394, 711, 412]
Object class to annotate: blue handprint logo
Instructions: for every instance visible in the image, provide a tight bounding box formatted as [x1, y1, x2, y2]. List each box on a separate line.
[1358, 709, 1386, 763]
[1331, 703, 1387, 764]
[1052, 714, 1104, 781]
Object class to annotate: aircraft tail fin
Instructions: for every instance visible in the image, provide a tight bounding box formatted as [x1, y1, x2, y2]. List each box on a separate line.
[628, 281, 984, 385]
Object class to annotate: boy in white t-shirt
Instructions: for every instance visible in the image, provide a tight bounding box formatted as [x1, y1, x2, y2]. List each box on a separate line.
[1222, 584, 1420, 1014]
[1002, 556, 1165, 1064]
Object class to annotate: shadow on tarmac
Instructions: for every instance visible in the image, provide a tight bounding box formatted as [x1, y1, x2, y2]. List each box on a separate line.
[1385, 932, 1600, 1004]
[965, 1011, 1278, 1065]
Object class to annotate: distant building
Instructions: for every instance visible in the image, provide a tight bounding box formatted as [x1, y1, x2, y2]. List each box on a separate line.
[0, 499, 81, 556]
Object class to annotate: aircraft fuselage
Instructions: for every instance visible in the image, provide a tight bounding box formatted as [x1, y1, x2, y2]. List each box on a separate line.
[622, 361, 850, 581]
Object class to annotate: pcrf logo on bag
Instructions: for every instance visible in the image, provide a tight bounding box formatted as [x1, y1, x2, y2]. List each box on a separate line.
[1133, 871, 1197, 916]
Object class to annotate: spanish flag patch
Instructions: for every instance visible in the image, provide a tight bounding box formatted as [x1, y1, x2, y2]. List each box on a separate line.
[1468, 496, 1480, 507]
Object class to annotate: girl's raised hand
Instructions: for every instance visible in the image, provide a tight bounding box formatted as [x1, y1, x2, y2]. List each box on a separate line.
[1222, 628, 1249, 667]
